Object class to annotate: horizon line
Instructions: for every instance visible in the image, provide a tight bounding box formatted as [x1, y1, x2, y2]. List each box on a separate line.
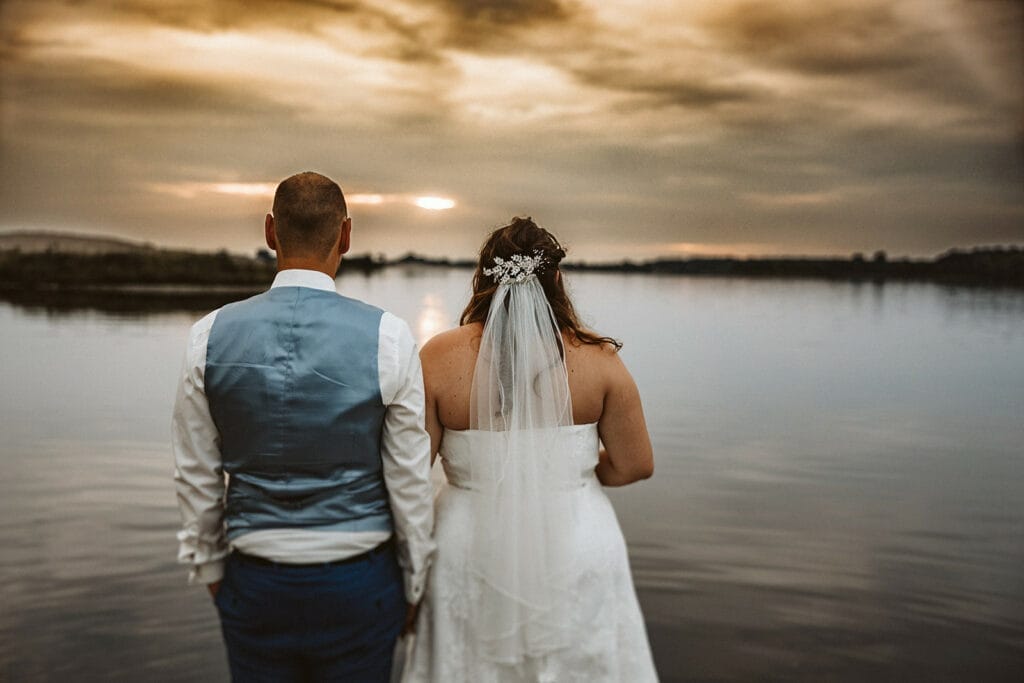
[0, 227, 1021, 264]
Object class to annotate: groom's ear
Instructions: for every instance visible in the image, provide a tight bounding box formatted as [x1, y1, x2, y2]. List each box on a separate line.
[265, 214, 278, 252]
[338, 217, 352, 256]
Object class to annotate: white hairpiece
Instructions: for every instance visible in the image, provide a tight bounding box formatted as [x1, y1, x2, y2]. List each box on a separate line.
[483, 250, 546, 285]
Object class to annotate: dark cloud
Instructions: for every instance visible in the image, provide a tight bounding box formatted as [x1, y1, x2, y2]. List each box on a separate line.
[703, 1, 922, 75]
[2, 57, 298, 131]
[628, 80, 756, 108]
[56, 0, 574, 61]
[440, 0, 567, 24]
[432, 0, 575, 49]
[76, 0, 365, 32]
[573, 63, 759, 109]
[5, 0, 445, 66]
[701, 0, 1022, 131]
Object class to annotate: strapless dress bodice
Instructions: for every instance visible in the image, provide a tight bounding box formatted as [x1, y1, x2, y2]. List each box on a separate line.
[438, 423, 599, 491]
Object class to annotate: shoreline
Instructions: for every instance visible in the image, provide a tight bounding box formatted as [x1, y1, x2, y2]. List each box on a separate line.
[2, 264, 1022, 317]
[0, 244, 1021, 300]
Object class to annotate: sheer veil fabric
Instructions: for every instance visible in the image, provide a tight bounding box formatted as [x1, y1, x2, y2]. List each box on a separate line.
[466, 274, 580, 663]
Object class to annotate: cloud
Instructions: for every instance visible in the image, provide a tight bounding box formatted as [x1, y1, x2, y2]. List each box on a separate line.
[147, 182, 277, 199]
[433, 0, 573, 48]
[698, 0, 1022, 132]
[147, 182, 458, 211]
[701, 1, 920, 75]
[441, 0, 568, 24]
[62, 0, 398, 38]
[0, 0, 1021, 259]
[3, 59, 299, 129]
[742, 190, 850, 209]
[567, 54, 760, 110]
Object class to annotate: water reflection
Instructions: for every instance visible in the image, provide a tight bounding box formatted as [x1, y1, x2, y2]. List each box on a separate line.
[415, 294, 450, 348]
[1, 272, 1023, 681]
[0, 286, 264, 318]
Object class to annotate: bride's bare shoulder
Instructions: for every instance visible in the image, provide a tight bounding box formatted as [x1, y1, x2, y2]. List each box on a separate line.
[562, 329, 626, 391]
[421, 323, 483, 364]
[563, 330, 621, 362]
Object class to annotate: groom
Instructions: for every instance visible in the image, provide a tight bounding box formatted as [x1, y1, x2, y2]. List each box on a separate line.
[171, 171, 434, 681]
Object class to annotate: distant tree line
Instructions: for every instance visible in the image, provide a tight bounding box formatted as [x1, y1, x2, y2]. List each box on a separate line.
[562, 246, 1024, 288]
[0, 249, 277, 287]
[0, 244, 1021, 291]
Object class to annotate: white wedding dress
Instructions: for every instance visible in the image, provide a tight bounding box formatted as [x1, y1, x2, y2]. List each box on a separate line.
[401, 422, 659, 682]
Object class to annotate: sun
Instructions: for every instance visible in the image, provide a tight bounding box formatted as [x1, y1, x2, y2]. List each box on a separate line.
[414, 196, 456, 210]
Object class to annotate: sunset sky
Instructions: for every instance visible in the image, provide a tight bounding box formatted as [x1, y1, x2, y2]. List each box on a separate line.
[1, 0, 1021, 260]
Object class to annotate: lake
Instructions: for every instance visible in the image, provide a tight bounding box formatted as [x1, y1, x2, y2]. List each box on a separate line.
[1, 268, 1022, 681]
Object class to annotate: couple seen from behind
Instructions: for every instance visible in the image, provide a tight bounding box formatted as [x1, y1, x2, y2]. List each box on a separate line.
[171, 171, 658, 682]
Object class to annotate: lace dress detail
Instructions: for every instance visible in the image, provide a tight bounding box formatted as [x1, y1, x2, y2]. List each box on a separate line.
[401, 424, 658, 682]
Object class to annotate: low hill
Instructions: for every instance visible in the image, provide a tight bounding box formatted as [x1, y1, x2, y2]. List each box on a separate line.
[0, 231, 276, 288]
[0, 230, 157, 255]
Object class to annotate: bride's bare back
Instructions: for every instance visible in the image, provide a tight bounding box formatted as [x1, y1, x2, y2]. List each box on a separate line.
[420, 322, 654, 486]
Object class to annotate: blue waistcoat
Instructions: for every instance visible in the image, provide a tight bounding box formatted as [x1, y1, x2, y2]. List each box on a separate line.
[204, 285, 392, 540]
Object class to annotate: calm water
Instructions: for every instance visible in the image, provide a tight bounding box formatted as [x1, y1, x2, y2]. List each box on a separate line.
[1, 269, 1022, 682]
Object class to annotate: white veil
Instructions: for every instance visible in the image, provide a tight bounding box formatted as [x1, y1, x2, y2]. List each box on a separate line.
[466, 256, 578, 663]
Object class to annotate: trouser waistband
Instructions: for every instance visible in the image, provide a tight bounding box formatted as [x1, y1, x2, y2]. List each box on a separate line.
[231, 537, 393, 569]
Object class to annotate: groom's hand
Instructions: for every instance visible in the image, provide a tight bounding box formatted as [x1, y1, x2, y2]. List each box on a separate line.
[206, 581, 221, 600]
[401, 602, 418, 636]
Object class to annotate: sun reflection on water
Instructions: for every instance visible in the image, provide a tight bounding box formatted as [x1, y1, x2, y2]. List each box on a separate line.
[416, 294, 449, 347]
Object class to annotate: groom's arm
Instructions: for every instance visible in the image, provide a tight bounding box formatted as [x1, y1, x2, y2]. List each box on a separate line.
[171, 312, 229, 587]
[379, 313, 436, 605]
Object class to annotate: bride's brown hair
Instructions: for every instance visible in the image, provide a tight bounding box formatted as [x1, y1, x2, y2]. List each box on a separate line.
[460, 217, 622, 350]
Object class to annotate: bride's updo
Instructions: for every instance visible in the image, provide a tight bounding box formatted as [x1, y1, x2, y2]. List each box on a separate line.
[460, 217, 622, 350]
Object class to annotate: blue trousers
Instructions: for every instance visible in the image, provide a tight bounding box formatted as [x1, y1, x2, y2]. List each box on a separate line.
[215, 543, 406, 682]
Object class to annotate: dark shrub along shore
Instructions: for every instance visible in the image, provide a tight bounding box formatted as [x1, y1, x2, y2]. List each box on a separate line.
[369, 247, 1024, 288]
[0, 244, 1021, 301]
[563, 247, 1024, 288]
[0, 249, 278, 287]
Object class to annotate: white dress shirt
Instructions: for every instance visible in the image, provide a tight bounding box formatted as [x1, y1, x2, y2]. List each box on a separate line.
[172, 269, 434, 603]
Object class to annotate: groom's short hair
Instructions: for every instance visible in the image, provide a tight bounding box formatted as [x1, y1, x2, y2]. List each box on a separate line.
[272, 171, 348, 257]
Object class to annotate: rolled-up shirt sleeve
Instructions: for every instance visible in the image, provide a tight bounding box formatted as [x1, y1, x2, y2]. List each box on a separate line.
[171, 311, 229, 585]
[379, 313, 436, 603]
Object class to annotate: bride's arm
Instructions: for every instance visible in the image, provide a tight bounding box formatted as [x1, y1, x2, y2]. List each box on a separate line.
[419, 339, 444, 465]
[596, 352, 654, 487]
[424, 387, 443, 466]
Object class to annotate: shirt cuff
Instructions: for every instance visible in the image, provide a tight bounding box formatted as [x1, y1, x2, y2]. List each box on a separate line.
[188, 559, 226, 585]
[404, 569, 424, 604]
[399, 536, 435, 604]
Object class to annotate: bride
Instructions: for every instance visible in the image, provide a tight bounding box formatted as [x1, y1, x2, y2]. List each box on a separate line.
[402, 217, 658, 682]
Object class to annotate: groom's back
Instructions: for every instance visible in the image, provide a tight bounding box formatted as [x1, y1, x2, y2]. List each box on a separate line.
[173, 172, 434, 682]
[204, 285, 392, 541]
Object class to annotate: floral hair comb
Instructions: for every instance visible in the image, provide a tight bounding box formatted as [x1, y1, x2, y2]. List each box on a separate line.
[483, 251, 546, 285]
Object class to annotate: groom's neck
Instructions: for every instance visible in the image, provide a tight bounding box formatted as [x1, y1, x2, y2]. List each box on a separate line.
[275, 255, 340, 278]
